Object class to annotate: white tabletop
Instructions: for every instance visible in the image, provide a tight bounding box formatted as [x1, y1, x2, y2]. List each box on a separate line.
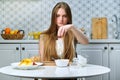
[0, 64, 110, 79]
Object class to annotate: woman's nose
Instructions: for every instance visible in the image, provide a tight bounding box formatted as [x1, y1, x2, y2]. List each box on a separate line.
[59, 17, 63, 21]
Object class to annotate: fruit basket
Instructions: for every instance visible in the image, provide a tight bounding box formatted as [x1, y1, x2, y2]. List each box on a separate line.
[1, 30, 25, 40]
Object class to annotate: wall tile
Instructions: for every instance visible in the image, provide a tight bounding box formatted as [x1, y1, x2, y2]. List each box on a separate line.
[0, 0, 120, 39]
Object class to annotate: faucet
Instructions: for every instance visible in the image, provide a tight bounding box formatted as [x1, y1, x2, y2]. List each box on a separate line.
[112, 15, 120, 39]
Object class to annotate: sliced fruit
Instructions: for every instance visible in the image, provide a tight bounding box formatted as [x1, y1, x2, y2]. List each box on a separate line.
[19, 58, 33, 66]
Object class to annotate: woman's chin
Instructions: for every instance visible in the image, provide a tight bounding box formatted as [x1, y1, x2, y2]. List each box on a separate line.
[57, 24, 65, 27]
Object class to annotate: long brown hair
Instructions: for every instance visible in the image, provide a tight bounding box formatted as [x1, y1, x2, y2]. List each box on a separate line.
[41, 2, 75, 61]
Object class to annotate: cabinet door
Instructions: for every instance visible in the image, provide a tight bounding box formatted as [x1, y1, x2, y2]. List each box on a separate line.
[0, 44, 20, 80]
[20, 44, 39, 59]
[109, 44, 120, 80]
[20, 44, 39, 80]
[76, 44, 109, 80]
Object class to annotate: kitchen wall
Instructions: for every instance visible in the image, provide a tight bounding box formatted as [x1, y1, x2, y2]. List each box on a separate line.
[0, 0, 120, 39]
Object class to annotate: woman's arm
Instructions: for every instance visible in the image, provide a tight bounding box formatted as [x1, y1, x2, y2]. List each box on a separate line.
[57, 24, 89, 44]
[70, 25, 89, 44]
[39, 35, 44, 62]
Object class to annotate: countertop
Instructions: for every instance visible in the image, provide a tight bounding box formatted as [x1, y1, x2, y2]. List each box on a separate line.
[0, 39, 120, 44]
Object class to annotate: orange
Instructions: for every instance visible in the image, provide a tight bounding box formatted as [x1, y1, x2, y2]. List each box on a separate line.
[5, 27, 11, 34]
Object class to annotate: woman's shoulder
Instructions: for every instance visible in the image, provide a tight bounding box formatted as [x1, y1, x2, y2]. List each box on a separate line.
[40, 33, 49, 37]
[40, 34, 49, 40]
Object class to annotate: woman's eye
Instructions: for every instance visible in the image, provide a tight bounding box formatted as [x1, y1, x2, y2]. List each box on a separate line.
[56, 15, 60, 17]
[63, 15, 67, 18]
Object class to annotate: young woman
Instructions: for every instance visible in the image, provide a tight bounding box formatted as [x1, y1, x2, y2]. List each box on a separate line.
[30, 2, 89, 80]
[39, 2, 88, 62]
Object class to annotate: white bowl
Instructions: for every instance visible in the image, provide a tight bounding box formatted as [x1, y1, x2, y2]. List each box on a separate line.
[55, 59, 69, 67]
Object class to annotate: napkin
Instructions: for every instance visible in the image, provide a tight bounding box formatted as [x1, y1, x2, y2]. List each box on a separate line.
[77, 55, 87, 67]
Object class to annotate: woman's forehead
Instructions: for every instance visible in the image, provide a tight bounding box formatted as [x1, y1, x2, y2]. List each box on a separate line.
[57, 8, 67, 15]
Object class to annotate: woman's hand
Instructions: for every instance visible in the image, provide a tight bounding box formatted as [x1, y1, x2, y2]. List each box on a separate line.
[57, 24, 73, 37]
[58, 24, 88, 44]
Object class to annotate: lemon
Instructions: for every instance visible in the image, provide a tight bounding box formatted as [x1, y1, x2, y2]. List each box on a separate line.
[10, 31, 15, 34]
[14, 30, 18, 34]
[37, 32, 41, 35]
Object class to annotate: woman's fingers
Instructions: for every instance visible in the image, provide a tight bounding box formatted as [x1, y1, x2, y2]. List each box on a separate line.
[57, 28, 60, 37]
[60, 27, 65, 37]
[57, 27, 62, 37]
[57, 24, 72, 37]
[58, 27, 66, 37]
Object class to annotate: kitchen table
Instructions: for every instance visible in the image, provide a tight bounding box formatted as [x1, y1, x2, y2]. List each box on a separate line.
[0, 64, 110, 80]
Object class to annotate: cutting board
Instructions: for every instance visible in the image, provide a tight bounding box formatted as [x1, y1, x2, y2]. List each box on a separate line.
[92, 17, 107, 39]
[101, 18, 107, 39]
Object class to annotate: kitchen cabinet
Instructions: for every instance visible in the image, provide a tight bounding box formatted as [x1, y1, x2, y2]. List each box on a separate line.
[76, 44, 109, 80]
[20, 44, 39, 80]
[20, 44, 39, 59]
[1, 40, 120, 80]
[77, 43, 120, 80]
[109, 44, 120, 80]
[0, 44, 20, 80]
[0, 43, 39, 80]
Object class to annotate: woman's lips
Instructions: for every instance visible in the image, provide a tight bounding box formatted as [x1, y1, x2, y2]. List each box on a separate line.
[58, 23, 64, 26]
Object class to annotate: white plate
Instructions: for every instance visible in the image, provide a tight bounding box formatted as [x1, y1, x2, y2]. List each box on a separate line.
[11, 62, 43, 70]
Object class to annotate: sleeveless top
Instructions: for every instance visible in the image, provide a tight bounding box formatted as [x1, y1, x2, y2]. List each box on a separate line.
[56, 38, 64, 58]
[56, 38, 76, 58]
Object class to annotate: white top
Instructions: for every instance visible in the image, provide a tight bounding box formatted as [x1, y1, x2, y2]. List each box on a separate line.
[56, 38, 75, 58]
[0, 64, 110, 79]
[56, 38, 64, 58]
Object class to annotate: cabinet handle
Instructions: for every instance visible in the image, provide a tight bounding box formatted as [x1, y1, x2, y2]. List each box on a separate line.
[111, 47, 114, 50]
[22, 47, 25, 50]
[104, 47, 107, 50]
[16, 47, 19, 50]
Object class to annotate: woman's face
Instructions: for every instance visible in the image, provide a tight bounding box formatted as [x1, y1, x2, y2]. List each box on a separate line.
[56, 8, 68, 28]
